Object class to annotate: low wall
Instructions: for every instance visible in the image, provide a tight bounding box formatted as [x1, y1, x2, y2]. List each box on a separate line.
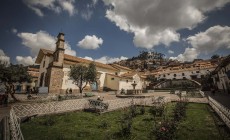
[13, 99, 88, 118]
[208, 96, 230, 128]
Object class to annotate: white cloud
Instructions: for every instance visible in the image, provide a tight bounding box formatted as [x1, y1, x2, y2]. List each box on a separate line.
[95, 56, 128, 64]
[17, 30, 76, 57]
[171, 25, 230, 62]
[187, 25, 230, 54]
[11, 28, 17, 34]
[16, 56, 36, 66]
[103, 0, 230, 49]
[92, 0, 98, 6]
[82, 56, 94, 61]
[81, 56, 128, 64]
[78, 35, 103, 49]
[80, 0, 98, 20]
[168, 50, 174, 54]
[58, 0, 76, 16]
[81, 10, 93, 20]
[0, 49, 10, 65]
[23, 0, 75, 17]
[170, 48, 198, 62]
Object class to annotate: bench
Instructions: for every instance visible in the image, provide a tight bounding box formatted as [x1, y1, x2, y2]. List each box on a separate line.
[88, 99, 109, 112]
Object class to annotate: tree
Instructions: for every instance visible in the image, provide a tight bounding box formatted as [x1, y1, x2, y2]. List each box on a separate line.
[146, 75, 157, 83]
[69, 62, 97, 95]
[0, 63, 32, 101]
[211, 54, 220, 59]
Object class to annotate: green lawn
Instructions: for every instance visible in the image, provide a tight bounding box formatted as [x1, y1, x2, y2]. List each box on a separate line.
[176, 103, 222, 140]
[21, 103, 224, 140]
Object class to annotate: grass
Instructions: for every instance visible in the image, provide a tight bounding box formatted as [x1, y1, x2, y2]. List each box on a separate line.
[176, 103, 222, 140]
[21, 103, 225, 140]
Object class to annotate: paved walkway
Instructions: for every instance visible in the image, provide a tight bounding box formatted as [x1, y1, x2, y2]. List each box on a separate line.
[205, 91, 230, 109]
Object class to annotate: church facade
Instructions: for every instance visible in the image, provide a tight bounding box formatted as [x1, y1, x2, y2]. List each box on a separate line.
[35, 33, 144, 94]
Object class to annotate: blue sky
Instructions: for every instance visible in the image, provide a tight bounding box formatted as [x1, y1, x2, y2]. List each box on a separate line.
[0, 0, 230, 65]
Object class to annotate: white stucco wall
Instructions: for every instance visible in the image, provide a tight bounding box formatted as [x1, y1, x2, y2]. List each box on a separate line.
[61, 64, 118, 90]
[62, 67, 79, 90]
[156, 67, 214, 80]
[104, 74, 120, 90]
[37, 55, 53, 87]
[119, 74, 142, 90]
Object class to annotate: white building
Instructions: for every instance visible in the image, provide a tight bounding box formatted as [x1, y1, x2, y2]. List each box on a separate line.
[212, 55, 230, 93]
[149, 59, 218, 82]
[35, 33, 143, 94]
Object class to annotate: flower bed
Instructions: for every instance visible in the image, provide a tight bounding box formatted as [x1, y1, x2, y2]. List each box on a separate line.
[21, 103, 226, 140]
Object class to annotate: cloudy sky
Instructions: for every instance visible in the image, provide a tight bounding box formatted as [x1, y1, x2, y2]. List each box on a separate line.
[0, 0, 230, 65]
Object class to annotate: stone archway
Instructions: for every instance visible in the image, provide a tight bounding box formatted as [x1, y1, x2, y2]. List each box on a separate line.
[154, 79, 201, 89]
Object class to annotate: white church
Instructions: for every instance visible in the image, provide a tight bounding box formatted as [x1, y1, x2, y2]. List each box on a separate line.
[35, 33, 145, 94]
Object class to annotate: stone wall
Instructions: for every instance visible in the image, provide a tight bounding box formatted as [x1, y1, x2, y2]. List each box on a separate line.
[47, 67, 64, 94]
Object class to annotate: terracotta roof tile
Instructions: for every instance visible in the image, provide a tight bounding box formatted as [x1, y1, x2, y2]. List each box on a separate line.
[36, 49, 118, 71]
[64, 54, 118, 71]
[106, 73, 121, 78]
[110, 64, 132, 71]
[120, 72, 138, 78]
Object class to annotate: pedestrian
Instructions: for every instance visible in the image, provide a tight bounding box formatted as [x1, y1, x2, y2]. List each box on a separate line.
[69, 88, 72, 94]
[97, 96, 101, 101]
[66, 88, 69, 94]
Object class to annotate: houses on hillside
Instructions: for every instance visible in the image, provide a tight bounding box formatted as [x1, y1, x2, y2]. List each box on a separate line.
[146, 59, 220, 82]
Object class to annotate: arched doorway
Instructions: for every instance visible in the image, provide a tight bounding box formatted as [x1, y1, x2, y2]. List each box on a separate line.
[91, 82, 98, 91]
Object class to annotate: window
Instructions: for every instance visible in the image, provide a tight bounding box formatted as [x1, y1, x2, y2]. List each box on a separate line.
[39, 73, 44, 87]
[111, 78, 114, 80]
[196, 71, 200, 73]
[182, 73, 185, 76]
[126, 80, 128, 83]
[168, 74, 170, 75]
[174, 74, 177, 77]
[44, 73, 49, 87]
[115, 72, 118, 75]
[163, 75, 166, 77]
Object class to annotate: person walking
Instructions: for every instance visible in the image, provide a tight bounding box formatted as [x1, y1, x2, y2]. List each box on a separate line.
[69, 88, 72, 94]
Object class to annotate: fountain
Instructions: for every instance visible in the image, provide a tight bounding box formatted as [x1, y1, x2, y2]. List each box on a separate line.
[131, 81, 137, 94]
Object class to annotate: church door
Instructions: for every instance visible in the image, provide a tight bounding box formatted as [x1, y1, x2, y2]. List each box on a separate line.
[91, 82, 98, 91]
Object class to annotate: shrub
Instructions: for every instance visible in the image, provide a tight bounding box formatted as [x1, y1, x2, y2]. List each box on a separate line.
[119, 113, 133, 137]
[153, 120, 177, 140]
[98, 120, 109, 129]
[173, 101, 188, 122]
[140, 106, 145, 115]
[149, 105, 165, 117]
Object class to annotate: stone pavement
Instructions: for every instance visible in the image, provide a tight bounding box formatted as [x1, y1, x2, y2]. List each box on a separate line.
[205, 91, 230, 109]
